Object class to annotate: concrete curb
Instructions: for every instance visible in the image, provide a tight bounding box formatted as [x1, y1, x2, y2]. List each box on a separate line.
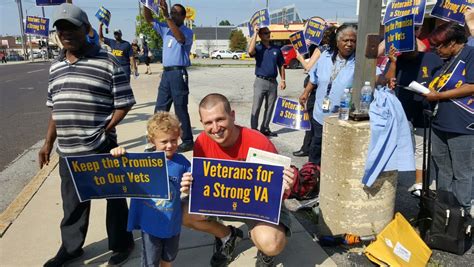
[0, 153, 58, 237]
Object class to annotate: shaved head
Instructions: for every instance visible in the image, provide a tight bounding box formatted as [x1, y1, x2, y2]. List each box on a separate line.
[199, 93, 232, 115]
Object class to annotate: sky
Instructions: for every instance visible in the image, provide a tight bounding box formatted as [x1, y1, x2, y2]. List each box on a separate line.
[0, 0, 358, 42]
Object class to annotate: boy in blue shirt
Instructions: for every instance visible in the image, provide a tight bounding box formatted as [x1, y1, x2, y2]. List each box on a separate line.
[110, 112, 191, 267]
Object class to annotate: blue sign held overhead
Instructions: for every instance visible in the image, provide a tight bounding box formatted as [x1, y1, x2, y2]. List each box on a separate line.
[95, 6, 111, 27]
[66, 152, 170, 202]
[36, 0, 66, 6]
[383, 0, 427, 25]
[431, 0, 472, 26]
[304, 17, 327, 45]
[248, 9, 270, 37]
[25, 16, 49, 37]
[272, 97, 311, 130]
[289, 30, 308, 55]
[189, 157, 284, 225]
[384, 14, 415, 55]
[140, 0, 161, 16]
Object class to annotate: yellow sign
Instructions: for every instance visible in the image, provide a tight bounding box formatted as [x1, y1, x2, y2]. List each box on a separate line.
[185, 6, 196, 21]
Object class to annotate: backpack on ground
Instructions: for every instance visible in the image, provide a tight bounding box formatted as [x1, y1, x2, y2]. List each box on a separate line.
[289, 162, 320, 200]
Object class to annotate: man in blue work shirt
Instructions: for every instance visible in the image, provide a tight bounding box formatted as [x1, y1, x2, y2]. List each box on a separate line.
[99, 25, 137, 79]
[143, 1, 194, 152]
[248, 25, 286, 137]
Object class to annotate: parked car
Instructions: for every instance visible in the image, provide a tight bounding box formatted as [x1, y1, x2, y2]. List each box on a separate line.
[211, 50, 236, 59]
[231, 50, 245, 59]
[6, 54, 25, 61]
[281, 44, 302, 69]
[195, 50, 210, 58]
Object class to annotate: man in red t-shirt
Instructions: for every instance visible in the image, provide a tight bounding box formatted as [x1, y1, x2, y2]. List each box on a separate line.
[181, 93, 294, 267]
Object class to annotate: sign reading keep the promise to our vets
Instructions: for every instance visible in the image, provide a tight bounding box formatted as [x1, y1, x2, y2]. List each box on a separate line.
[95, 6, 111, 27]
[289, 30, 308, 55]
[431, 0, 473, 26]
[36, 0, 66, 6]
[384, 14, 415, 55]
[189, 158, 284, 225]
[25, 16, 49, 37]
[248, 9, 270, 37]
[66, 152, 170, 202]
[304, 17, 327, 45]
[272, 97, 311, 130]
[382, 0, 427, 25]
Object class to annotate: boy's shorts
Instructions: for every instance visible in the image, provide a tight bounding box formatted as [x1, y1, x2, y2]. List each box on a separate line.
[141, 232, 180, 264]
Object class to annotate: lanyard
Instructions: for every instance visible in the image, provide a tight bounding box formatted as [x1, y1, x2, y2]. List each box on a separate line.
[326, 56, 347, 96]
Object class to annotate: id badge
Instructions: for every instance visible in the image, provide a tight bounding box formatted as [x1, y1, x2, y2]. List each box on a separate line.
[322, 96, 331, 113]
[168, 39, 173, 48]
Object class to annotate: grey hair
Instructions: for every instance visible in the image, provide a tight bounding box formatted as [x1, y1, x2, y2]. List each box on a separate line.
[336, 25, 357, 41]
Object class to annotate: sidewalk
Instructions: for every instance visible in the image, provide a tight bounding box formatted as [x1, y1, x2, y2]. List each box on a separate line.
[0, 63, 335, 266]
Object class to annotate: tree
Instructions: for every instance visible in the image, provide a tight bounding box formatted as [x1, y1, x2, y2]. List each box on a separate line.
[135, 12, 163, 50]
[204, 39, 213, 55]
[219, 20, 232, 26]
[229, 29, 247, 51]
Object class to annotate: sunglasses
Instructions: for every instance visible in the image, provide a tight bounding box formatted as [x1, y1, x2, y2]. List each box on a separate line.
[260, 31, 271, 35]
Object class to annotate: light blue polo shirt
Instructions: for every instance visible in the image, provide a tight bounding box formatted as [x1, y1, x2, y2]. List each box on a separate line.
[153, 20, 193, 67]
[309, 50, 355, 125]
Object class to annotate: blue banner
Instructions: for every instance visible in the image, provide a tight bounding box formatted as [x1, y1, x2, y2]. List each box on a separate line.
[25, 16, 49, 37]
[304, 17, 326, 45]
[383, 0, 427, 25]
[248, 9, 270, 37]
[189, 158, 284, 225]
[430, 0, 472, 25]
[289, 30, 308, 55]
[95, 6, 111, 27]
[384, 14, 415, 55]
[66, 152, 170, 202]
[36, 0, 66, 6]
[140, 0, 161, 16]
[272, 97, 311, 130]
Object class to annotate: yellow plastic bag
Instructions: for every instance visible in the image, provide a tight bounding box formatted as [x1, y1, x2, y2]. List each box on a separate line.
[365, 212, 432, 266]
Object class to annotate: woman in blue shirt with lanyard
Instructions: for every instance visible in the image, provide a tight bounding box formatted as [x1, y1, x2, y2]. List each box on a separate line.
[299, 24, 357, 164]
[424, 22, 474, 214]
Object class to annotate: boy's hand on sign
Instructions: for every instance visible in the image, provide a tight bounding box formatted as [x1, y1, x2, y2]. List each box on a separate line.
[180, 172, 193, 194]
[282, 167, 295, 191]
[110, 146, 127, 157]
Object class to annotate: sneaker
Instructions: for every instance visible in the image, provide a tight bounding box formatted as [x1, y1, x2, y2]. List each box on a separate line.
[210, 226, 244, 267]
[43, 248, 84, 267]
[408, 183, 422, 198]
[255, 250, 275, 267]
[177, 142, 194, 153]
[107, 245, 134, 267]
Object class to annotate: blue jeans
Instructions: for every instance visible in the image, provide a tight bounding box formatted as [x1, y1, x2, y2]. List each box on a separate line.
[154, 68, 193, 144]
[431, 128, 474, 211]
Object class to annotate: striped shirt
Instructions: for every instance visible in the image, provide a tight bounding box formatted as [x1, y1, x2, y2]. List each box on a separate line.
[47, 44, 136, 155]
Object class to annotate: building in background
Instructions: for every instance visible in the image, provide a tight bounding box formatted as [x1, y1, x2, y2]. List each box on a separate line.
[192, 26, 236, 55]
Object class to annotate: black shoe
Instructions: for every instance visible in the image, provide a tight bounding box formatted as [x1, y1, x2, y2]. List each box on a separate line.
[107, 245, 134, 267]
[255, 250, 275, 267]
[260, 129, 278, 137]
[292, 150, 308, 157]
[210, 226, 244, 267]
[177, 142, 194, 153]
[43, 248, 84, 267]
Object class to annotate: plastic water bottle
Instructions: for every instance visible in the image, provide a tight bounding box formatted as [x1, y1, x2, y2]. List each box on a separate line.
[360, 81, 373, 114]
[339, 88, 351, 121]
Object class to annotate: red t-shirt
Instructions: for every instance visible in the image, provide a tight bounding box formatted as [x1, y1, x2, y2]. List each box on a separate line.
[193, 126, 277, 161]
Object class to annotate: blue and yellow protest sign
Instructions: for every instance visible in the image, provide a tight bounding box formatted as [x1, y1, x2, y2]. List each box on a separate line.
[248, 9, 270, 37]
[66, 152, 170, 202]
[383, 0, 427, 25]
[431, 0, 473, 25]
[384, 14, 415, 55]
[140, 0, 161, 16]
[95, 6, 111, 27]
[304, 17, 327, 45]
[189, 158, 284, 225]
[428, 60, 474, 114]
[272, 97, 311, 130]
[25, 16, 49, 37]
[289, 30, 308, 55]
[36, 0, 66, 6]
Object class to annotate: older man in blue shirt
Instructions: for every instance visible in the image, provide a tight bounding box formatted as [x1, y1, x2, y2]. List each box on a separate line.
[144, 1, 194, 152]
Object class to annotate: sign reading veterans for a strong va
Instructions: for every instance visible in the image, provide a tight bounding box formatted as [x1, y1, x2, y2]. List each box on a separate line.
[189, 158, 284, 225]
[25, 16, 49, 37]
[272, 97, 311, 130]
[248, 9, 270, 37]
[383, 0, 427, 25]
[304, 17, 327, 45]
[66, 152, 170, 202]
[36, 0, 66, 6]
[289, 30, 308, 55]
[431, 0, 473, 26]
[140, 0, 161, 16]
[384, 14, 415, 55]
[95, 6, 111, 27]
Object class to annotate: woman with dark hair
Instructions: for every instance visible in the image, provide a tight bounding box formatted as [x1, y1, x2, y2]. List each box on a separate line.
[424, 22, 474, 213]
[298, 24, 357, 164]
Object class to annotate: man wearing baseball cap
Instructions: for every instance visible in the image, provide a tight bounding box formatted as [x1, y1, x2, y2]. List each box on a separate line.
[39, 3, 135, 266]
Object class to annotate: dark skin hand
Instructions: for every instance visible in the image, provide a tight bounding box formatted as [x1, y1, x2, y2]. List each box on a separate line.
[143, 2, 186, 44]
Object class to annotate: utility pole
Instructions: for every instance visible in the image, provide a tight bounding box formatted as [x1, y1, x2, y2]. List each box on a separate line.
[25, 8, 34, 62]
[15, 0, 27, 60]
[41, 6, 49, 60]
[266, 0, 269, 10]
[215, 17, 218, 51]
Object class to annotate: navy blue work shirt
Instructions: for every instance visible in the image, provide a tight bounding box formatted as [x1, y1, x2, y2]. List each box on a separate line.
[104, 38, 133, 67]
[254, 43, 284, 78]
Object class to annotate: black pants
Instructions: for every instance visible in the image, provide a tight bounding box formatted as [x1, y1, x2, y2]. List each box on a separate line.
[308, 119, 323, 165]
[299, 89, 316, 153]
[57, 154, 133, 254]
